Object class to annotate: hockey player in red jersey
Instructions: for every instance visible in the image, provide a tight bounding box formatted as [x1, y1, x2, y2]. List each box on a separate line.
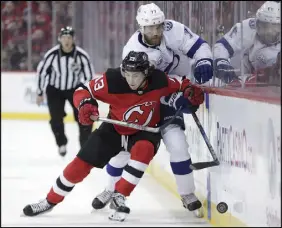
[22, 51, 204, 221]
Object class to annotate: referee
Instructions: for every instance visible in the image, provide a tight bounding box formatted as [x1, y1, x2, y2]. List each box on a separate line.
[36, 26, 95, 157]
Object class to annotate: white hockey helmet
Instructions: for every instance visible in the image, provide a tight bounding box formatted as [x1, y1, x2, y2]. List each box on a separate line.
[256, 1, 280, 23]
[255, 1, 280, 44]
[136, 3, 165, 27]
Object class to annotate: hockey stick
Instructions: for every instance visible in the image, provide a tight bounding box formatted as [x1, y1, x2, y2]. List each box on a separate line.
[189, 112, 220, 170]
[94, 117, 160, 133]
[90, 106, 183, 133]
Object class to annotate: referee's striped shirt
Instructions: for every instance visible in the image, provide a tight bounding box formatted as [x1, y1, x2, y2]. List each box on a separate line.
[36, 44, 95, 95]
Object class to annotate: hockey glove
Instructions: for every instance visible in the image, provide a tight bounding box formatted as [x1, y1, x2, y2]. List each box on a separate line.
[193, 58, 213, 84]
[214, 58, 237, 84]
[160, 92, 184, 110]
[183, 84, 204, 106]
[160, 92, 199, 114]
[181, 100, 200, 114]
[78, 98, 99, 125]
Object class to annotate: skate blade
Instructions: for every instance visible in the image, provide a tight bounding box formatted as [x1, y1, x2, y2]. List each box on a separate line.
[91, 203, 111, 213]
[20, 212, 47, 217]
[91, 207, 107, 213]
[20, 208, 54, 217]
[193, 207, 204, 218]
[108, 210, 128, 222]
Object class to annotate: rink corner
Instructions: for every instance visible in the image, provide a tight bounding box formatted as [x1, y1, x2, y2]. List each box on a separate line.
[146, 160, 247, 227]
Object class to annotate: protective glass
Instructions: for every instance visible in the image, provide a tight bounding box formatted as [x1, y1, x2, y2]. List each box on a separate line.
[256, 20, 281, 45]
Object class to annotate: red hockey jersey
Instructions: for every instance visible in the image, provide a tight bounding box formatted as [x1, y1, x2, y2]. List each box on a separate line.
[73, 68, 191, 135]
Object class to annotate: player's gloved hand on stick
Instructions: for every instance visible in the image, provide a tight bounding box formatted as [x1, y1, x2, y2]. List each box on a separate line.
[183, 84, 204, 106]
[182, 102, 200, 114]
[78, 98, 99, 125]
[161, 92, 183, 110]
[162, 92, 199, 114]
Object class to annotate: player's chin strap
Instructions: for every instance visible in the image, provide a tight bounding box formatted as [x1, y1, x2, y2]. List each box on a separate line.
[136, 75, 148, 91]
[136, 64, 155, 91]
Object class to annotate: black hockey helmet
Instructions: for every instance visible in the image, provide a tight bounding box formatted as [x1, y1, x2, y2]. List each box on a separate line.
[59, 26, 75, 37]
[122, 51, 152, 75]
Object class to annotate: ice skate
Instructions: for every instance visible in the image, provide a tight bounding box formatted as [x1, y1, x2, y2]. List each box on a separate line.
[181, 193, 204, 218]
[58, 145, 67, 157]
[22, 199, 55, 216]
[108, 192, 130, 222]
[92, 189, 114, 209]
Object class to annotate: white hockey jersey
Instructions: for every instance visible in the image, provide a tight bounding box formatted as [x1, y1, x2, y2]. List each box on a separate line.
[122, 20, 212, 79]
[213, 18, 281, 75]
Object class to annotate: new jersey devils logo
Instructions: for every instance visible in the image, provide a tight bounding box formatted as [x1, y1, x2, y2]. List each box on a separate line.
[123, 101, 156, 126]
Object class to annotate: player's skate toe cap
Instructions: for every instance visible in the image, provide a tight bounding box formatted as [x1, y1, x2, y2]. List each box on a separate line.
[23, 205, 33, 216]
[188, 200, 202, 211]
[92, 198, 106, 209]
[59, 151, 67, 157]
[117, 206, 130, 214]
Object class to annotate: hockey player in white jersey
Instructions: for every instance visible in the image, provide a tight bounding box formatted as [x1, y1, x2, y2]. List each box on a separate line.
[91, 3, 213, 216]
[213, 1, 281, 84]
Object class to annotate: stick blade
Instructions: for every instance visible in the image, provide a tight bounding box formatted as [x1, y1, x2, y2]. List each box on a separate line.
[190, 161, 220, 170]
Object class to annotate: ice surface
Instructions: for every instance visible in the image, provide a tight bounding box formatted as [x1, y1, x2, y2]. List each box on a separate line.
[1, 120, 210, 227]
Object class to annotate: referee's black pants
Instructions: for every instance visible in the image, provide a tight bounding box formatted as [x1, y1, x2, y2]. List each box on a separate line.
[46, 85, 93, 148]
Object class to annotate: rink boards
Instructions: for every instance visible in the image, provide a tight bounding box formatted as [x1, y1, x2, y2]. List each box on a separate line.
[1, 72, 281, 227]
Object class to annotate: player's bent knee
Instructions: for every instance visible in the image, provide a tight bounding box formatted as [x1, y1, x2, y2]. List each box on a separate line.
[130, 140, 155, 164]
[168, 142, 190, 161]
[108, 151, 130, 168]
[63, 157, 93, 183]
[162, 126, 190, 162]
